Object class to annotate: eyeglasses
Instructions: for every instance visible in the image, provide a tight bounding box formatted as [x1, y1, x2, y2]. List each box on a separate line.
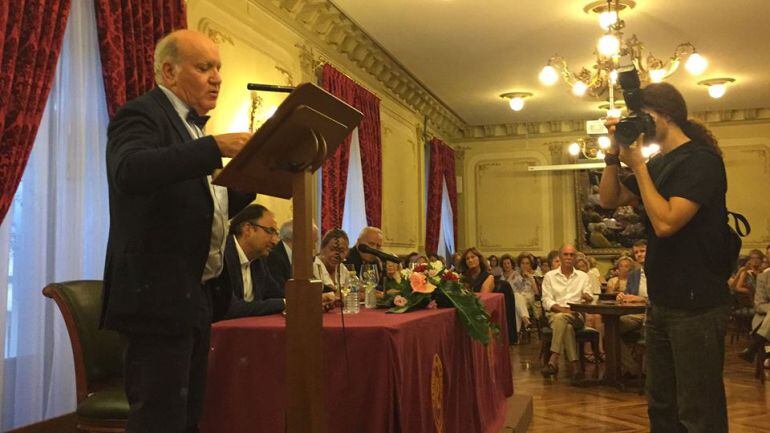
[249, 222, 279, 237]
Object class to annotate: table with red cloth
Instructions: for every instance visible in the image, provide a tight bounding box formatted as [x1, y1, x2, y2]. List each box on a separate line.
[200, 293, 513, 433]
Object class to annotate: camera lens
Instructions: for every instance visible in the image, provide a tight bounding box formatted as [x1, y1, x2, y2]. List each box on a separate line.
[615, 120, 642, 146]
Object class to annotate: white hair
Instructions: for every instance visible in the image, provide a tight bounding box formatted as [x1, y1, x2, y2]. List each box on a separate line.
[153, 33, 181, 85]
[357, 226, 383, 243]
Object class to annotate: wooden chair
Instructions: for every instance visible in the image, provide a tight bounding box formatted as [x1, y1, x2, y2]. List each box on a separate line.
[43, 281, 127, 432]
[537, 303, 601, 377]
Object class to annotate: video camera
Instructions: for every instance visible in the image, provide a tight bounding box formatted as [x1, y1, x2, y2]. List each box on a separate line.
[615, 67, 656, 146]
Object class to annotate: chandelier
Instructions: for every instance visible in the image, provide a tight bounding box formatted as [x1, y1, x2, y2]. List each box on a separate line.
[538, 0, 711, 108]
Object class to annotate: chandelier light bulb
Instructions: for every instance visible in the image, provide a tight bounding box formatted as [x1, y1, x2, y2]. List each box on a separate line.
[568, 142, 581, 156]
[607, 108, 622, 118]
[707, 83, 727, 99]
[649, 68, 666, 83]
[596, 150, 606, 160]
[572, 81, 588, 96]
[598, 136, 612, 149]
[598, 34, 621, 57]
[509, 96, 525, 111]
[609, 69, 619, 85]
[685, 53, 708, 75]
[598, 11, 618, 29]
[539, 65, 559, 85]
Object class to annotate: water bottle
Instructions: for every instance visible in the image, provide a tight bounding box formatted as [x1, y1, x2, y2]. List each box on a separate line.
[344, 270, 360, 314]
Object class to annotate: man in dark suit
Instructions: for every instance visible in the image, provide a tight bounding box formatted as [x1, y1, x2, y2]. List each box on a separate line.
[266, 219, 319, 289]
[218, 204, 285, 319]
[100, 29, 253, 433]
[344, 226, 384, 277]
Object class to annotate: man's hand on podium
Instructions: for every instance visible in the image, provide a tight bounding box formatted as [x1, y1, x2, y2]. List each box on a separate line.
[214, 132, 252, 158]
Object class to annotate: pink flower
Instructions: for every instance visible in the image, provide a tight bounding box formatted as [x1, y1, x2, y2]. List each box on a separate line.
[394, 295, 407, 307]
[410, 272, 436, 294]
[427, 300, 438, 309]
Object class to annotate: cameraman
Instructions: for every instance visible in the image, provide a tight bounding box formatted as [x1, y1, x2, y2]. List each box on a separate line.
[599, 82, 730, 433]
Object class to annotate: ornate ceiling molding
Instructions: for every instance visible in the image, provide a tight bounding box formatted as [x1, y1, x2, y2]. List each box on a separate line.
[248, 0, 466, 138]
[455, 108, 770, 142]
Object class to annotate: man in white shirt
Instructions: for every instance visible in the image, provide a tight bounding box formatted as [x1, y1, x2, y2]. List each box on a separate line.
[541, 244, 594, 382]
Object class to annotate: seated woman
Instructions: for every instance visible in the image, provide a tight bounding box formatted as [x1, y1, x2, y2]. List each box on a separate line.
[313, 229, 350, 297]
[459, 248, 494, 293]
[488, 255, 503, 278]
[606, 255, 634, 294]
[500, 254, 532, 334]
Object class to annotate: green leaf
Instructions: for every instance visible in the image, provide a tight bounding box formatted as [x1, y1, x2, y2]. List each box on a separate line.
[439, 286, 498, 345]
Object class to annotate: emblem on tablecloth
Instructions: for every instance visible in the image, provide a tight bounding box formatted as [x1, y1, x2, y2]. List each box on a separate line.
[431, 354, 445, 433]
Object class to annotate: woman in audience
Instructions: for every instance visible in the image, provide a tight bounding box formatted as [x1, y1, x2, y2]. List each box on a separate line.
[546, 249, 560, 272]
[587, 256, 606, 285]
[488, 255, 503, 277]
[314, 229, 350, 293]
[733, 249, 765, 317]
[460, 247, 495, 293]
[382, 260, 403, 296]
[728, 255, 750, 290]
[576, 256, 602, 295]
[500, 254, 532, 334]
[450, 252, 463, 271]
[606, 255, 634, 293]
[416, 255, 429, 265]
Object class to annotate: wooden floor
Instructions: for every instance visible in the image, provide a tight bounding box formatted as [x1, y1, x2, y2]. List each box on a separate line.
[509, 335, 770, 432]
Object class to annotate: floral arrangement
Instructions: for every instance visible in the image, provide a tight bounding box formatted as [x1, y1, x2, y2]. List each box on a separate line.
[380, 261, 499, 345]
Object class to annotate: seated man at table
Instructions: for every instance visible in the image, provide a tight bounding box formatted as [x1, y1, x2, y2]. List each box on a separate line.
[266, 219, 320, 289]
[218, 204, 286, 319]
[617, 239, 649, 377]
[344, 226, 384, 278]
[541, 244, 594, 383]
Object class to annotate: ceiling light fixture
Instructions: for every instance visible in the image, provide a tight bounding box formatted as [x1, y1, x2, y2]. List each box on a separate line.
[539, 0, 709, 100]
[500, 92, 533, 111]
[698, 77, 735, 99]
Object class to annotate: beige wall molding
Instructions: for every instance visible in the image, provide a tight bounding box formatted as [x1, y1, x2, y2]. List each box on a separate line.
[198, 17, 235, 46]
[457, 108, 770, 142]
[242, 0, 466, 139]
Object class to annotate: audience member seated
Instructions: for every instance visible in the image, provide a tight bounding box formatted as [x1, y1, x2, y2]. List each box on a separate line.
[576, 253, 604, 363]
[499, 254, 532, 335]
[219, 205, 286, 319]
[404, 251, 420, 268]
[345, 226, 385, 280]
[488, 255, 503, 278]
[541, 244, 594, 384]
[617, 240, 649, 377]
[416, 255, 430, 265]
[266, 219, 319, 290]
[606, 256, 634, 294]
[734, 249, 764, 311]
[740, 250, 770, 363]
[460, 248, 495, 293]
[534, 255, 550, 277]
[314, 229, 350, 295]
[450, 252, 463, 271]
[587, 256, 605, 285]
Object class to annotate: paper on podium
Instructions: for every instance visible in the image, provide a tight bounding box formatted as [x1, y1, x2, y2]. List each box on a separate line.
[213, 82, 362, 198]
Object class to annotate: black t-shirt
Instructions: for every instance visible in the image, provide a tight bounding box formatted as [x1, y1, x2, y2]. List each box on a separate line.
[623, 141, 731, 309]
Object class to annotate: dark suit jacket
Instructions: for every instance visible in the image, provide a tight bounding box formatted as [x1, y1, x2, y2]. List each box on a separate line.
[215, 236, 285, 319]
[101, 87, 253, 335]
[266, 240, 292, 289]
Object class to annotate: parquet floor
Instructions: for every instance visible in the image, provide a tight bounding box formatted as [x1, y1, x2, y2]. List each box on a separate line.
[510, 335, 770, 432]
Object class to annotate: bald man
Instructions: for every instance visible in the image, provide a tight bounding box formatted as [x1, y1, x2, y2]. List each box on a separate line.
[101, 30, 254, 433]
[345, 226, 385, 278]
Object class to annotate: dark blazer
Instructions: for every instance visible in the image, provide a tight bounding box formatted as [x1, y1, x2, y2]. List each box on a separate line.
[216, 236, 285, 319]
[266, 240, 292, 289]
[101, 87, 253, 335]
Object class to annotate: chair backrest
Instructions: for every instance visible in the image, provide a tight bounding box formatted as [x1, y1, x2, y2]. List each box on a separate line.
[43, 280, 123, 403]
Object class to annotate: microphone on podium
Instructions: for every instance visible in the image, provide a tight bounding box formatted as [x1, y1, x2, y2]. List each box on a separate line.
[357, 244, 401, 263]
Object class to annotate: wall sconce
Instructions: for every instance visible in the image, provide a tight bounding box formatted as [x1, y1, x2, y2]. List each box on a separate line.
[500, 92, 533, 111]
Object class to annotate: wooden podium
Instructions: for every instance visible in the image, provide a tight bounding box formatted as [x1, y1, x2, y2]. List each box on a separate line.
[214, 83, 362, 433]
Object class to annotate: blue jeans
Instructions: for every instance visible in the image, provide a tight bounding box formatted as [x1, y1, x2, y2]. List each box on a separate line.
[645, 303, 729, 433]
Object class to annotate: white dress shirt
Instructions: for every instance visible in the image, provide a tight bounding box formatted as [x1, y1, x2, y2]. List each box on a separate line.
[541, 268, 592, 312]
[313, 256, 349, 290]
[638, 268, 648, 299]
[158, 85, 228, 283]
[233, 237, 254, 301]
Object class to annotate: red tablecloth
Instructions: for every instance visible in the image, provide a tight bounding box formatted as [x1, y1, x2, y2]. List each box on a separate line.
[200, 293, 513, 433]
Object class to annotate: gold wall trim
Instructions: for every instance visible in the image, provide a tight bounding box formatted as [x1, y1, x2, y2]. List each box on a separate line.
[243, 0, 466, 139]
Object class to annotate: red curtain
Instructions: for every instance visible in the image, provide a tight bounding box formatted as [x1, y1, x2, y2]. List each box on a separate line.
[0, 0, 72, 224]
[95, 0, 187, 118]
[320, 64, 382, 234]
[425, 138, 458, 255]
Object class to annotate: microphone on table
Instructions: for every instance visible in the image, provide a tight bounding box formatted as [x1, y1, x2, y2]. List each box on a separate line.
[246, 83, 295, 93]
[357, 244, 401, 263]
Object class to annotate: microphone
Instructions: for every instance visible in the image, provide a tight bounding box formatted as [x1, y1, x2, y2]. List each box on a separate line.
[246, 83, 295, 93]
[357, 244, 400, 263]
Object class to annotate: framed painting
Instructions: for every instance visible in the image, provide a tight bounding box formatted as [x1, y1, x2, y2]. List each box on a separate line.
[574, 168, 647, 256]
